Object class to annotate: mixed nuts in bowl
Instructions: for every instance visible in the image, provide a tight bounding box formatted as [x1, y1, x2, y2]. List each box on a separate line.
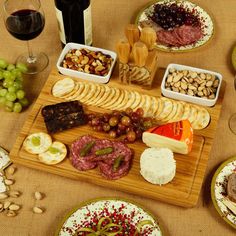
[161, 64, 222, 106]
[56, 43, 117, 84]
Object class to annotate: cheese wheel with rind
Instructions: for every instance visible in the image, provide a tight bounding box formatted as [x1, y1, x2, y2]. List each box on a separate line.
[142, 120, 193, 154]
[140, 147, 176, 185]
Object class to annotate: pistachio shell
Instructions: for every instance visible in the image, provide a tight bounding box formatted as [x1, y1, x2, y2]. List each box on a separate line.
[9, 204, 20, 211]
[33, 206, 44, 214]
[0, 193, 8, 200]
[34, 191, 43, 200]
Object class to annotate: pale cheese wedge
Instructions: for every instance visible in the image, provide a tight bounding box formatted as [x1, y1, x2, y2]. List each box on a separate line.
[142, 120, 193, 154]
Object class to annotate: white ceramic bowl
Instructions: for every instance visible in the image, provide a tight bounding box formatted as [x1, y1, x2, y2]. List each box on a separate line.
[56, 43, 117, 84]
[161, 64, 222, 107]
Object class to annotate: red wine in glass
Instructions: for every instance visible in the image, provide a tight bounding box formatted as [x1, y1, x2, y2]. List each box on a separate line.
[6, 9, 45, 41]
[3, 0, 48, 74]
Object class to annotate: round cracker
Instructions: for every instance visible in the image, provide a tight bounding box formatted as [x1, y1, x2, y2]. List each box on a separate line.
[181, 103, 191, 120]
[38, 141, 67, 165]
[94, 85, 111, 106]
[169, 101, 185, 122]
[79, 83, 98, 103]
[86, 84, 105, 105]
[122, 91, 137, 110]
[102, 87, 119, 109]
[187, 105, 198, 124]
[115, 89, 130, 110]
[130, 91, 142, 110]
[149, 96, 159, 117]
[105, 88, 123, 109]
[52, 78, 75, 97]
[142, 95, 152, 117]
[158, 98, 173, 120]
[61, 82, 80, 99]
[192, 108, 210, 129]
[73, 83, 91, 102]
[162, 102, 178, 122]
[137, 95, 149, 111]
[66, 82, 85, 100]
[23, 132, 52, 154]
[153, 97, 164, 118]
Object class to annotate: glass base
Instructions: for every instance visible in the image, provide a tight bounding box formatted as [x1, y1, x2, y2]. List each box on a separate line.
[16, 52, 49, 75]
[229, 113, 236, 135]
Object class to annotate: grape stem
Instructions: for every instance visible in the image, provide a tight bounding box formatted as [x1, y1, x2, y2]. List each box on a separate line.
[26, 41, 37, 64]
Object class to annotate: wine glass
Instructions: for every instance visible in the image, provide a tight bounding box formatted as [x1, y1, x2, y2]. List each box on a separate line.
[228, 46, 236, 134]
[3, 0, 49, 74]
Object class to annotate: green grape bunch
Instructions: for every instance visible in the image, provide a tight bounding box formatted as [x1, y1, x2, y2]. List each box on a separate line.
[0, 58, 29, 113]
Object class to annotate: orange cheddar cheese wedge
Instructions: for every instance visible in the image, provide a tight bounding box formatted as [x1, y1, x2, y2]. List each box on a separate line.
[142, 120, 193, 154]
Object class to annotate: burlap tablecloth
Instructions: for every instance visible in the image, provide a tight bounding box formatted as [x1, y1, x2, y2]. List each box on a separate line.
[0, 0, 236, 235]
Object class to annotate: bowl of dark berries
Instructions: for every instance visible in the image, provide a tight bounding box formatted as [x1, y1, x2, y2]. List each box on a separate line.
[136, 0, 214, 51]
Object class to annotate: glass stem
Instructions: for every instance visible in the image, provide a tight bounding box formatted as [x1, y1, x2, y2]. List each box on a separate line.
[27, 41, 36, 63]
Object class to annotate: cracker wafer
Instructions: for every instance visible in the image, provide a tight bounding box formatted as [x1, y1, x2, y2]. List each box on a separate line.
[162, 102, 178, 122]
[106, 88, 125, 110]
[192, 108, 210, 129]
[130, 91, 142, 110]
[138, 95, 149, 111]
[153, 97, 164, 118]
[115, 90, 130, 110]
[142, 95, 152, 117]
[150, 97, 158, 117]
[87, 85, 105, 105]
[102, 87, 121, 109]
[187, 105, 198, 124]
[79, 83, 98, 103]
[94, 85, 111, 106]
[181, 103, 191, 120]
[122, 91, 137, 110]
[66, 82, 85, 100]
[169, 101, 185, 122]
[61, 82, 80, 99]
[158, 98, 173, 120]
[52, 78, 75, 98]
[38, 141, 67, 165]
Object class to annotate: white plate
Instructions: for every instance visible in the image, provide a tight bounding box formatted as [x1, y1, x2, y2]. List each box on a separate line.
[56, 43, 117, 84]
[211, 157, 236, 229]
[136, 0, 214, 52]
[56, 198, 164, 235]
[161, 63, 222, 106]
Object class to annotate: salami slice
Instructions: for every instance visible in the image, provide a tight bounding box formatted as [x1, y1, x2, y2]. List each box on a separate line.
[70, 135, 98, 171]
[157, 25, 203, 47]
[70, 135, 133, 179]
[98, 142, 133, 180]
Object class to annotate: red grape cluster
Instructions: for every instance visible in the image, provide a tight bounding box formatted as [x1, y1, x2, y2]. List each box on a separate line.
[87, 108, 156, 143]
[150, 3, 200, 30]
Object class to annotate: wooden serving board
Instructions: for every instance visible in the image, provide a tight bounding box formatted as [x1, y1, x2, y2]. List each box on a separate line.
[10, 68, 225, 207]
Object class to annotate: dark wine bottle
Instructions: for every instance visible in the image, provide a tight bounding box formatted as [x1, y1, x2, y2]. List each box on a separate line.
[54, 0, 92, 47]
